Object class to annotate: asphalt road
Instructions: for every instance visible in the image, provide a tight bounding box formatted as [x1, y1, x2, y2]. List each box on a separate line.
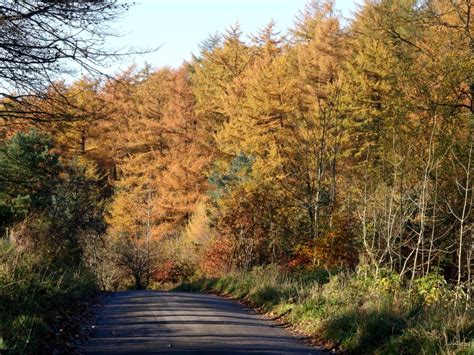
[80, 291, 323, 354]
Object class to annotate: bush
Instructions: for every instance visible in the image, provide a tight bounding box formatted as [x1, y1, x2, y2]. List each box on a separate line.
[198, 236, 233, 277]
[154, 259, 194, 284]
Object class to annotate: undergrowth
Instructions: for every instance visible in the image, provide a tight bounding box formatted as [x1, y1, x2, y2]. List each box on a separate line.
[0, 242, 98, 354]
[176, 265, 474, 354]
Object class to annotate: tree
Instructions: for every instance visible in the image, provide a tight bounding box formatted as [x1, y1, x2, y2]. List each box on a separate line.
[0, 130, 109, 263]
[48, 77, 108, 157]
[152, 68, 209, 230]
[0, 0, 131, 124]
[0, 130, 61, 232]
[190, 24, 252, 146]
[343, 0, 473, 281]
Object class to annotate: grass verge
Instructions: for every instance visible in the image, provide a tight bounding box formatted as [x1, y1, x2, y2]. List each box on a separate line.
[0, 242, 98, 354]
[176, 265, 473, 354]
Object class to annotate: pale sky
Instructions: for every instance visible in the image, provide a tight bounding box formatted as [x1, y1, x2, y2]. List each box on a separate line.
[105, 0, 359, 73]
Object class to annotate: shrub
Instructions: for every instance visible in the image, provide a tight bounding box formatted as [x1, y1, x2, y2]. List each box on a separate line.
[198, 236, 233, 277]
[154, 259, 194, 284]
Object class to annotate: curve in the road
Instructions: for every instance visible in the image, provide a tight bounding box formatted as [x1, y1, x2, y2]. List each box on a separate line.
[80, 291, 323, 354]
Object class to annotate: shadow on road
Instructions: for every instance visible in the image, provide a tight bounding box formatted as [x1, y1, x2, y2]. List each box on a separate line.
[80, 291, 323, 354]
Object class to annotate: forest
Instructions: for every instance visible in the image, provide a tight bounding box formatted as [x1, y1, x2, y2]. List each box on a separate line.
[0, 0, 473, 353]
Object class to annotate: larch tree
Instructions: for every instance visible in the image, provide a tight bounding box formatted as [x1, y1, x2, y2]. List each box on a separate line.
[0, 0, 132, 124]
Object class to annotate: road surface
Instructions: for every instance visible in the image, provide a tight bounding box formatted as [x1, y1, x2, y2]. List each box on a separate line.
[80, 291, 323, 354]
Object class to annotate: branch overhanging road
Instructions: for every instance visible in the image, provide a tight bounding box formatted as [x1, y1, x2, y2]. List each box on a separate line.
[80, 291, 324, 354]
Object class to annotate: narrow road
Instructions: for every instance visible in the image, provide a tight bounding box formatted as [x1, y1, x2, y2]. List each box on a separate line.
[80, 291, 323, 354]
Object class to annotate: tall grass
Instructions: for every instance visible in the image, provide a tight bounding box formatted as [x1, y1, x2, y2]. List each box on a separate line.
[0, 241, 98, 354]
[177, 265, 473, 354]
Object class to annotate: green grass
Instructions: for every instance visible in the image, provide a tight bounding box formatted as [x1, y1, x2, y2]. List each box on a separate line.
[176, 266, 474, 354]
[0, 243, 98, 354]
